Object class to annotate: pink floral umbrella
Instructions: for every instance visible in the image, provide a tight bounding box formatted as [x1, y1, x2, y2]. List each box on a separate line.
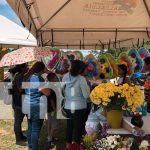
[0, 47, 52, 67]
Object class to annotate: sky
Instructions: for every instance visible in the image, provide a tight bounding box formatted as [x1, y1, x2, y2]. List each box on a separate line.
[0, 0, 22, 26]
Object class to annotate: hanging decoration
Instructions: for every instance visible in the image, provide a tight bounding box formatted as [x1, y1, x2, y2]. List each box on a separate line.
[55, 52, 71, 75]
[128, 49, 143, 73]
[138, 47, 150, 59]
[42, 49, 62, 71]
[105, 53, 118, 78]
[98, 54, 113, 79]
[84, 54, 100, 79]
[75, 51, 83, 60]
[117, 52, 133, 75]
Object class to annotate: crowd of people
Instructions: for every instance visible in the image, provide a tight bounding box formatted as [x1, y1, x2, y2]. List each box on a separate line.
[4, 56, 150, 150]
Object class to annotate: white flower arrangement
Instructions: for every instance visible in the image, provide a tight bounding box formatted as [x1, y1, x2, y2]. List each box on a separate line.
[139, 140, 149, 150]
[93, 135, 123, 150]
[84, 134, 149, 150]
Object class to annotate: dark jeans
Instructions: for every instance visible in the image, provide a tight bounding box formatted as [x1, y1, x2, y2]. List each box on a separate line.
[65, 109, 86, 143]
[27, 108, 43, 150]
[13, 106, 25, 142]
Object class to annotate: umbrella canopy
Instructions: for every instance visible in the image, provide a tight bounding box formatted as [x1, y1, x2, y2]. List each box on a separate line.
[0, 47, 51, 67]
[6, 0, 150, 49]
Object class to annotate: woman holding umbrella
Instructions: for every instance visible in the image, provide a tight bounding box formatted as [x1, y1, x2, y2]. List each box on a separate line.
[23, 62, 51, 150]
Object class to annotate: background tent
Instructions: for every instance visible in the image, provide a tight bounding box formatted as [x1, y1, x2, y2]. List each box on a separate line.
[6, 0, 150, 49]
[0, 15, 37, 48]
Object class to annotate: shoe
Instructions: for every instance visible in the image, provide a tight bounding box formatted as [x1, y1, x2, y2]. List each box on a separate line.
[47, 140, 55, 149]
[16, 140, 27, 146]
[52, 137, 59, 142]
[21, 135, 27, 141]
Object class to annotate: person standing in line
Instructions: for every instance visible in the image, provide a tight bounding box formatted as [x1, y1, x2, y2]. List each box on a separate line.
[46, 73, 60, 149]
[23, 62, 51, 150]
[12, 63, 28, 146]
[63, 60, 90, 150]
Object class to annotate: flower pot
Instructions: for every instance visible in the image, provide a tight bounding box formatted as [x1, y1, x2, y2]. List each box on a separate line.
[106, 110, 123, 129]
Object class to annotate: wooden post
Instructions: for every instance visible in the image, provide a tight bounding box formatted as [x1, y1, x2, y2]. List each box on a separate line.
[0, 50, 6, 81]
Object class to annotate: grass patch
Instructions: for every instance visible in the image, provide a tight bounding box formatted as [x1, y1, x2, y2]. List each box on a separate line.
[0, 119, 27, 150]
[0, 119, 66, 150]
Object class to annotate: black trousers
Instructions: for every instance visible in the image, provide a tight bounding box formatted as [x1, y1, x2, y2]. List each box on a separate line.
[13, 106, 25, 141]
[65, 109, 86, 143]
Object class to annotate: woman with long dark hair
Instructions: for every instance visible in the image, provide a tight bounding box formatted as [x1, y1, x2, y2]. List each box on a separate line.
[62, 60, 90, 149]
[117, 64, 131, 85]
[23, 62, 51, 150]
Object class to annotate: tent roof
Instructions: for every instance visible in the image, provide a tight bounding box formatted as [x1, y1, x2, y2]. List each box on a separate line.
[0, 15, 37, 47]
[6, 0, 150, 49]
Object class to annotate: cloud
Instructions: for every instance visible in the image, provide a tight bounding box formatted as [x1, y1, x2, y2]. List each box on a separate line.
[0, 0, 7, 5]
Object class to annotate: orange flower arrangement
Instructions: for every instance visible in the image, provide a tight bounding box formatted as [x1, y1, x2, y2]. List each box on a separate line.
[144, 80, 150, 89]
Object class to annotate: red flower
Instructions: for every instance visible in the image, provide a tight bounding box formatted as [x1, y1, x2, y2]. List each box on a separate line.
[144, 80, 150, 89]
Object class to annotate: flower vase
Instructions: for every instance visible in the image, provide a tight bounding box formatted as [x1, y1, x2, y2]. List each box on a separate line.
[106, 110, 123, 129]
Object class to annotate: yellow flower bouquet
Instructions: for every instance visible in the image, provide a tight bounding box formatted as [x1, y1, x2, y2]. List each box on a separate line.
[90, 83, 144, 112]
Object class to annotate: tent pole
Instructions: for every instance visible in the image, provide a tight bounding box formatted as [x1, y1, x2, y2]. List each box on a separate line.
[143, 0, 150, 18]
[80, 40, 82, 49]
[115, 28, 118, 48]
[41, 31, 43, 46]
[108, 39, 111, 50]
[137, 38, 140, 48]
[51, 29, 54, 47]
[36, 30, 39, 47]
[98, 40, 104, 49]
[22, 0, 37, 30]
[82, 29, 85, 49]
[41, 29, 149, 33]
[146, 27, 150, 38]
[142, 38, 145, 47]
[37, 31, 41, 46]
[27, 23, 32, 39]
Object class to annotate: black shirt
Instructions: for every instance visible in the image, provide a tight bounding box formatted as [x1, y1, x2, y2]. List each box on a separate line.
[12, 73, 25, 107]
[47, 90, 56, 113]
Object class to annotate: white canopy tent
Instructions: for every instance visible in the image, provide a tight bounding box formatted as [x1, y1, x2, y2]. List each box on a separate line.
[6, 0, 150, 49]
[0, 15, 37, 48]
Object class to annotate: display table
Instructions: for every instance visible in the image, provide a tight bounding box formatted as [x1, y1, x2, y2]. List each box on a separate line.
[107, 114, 150, 135]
